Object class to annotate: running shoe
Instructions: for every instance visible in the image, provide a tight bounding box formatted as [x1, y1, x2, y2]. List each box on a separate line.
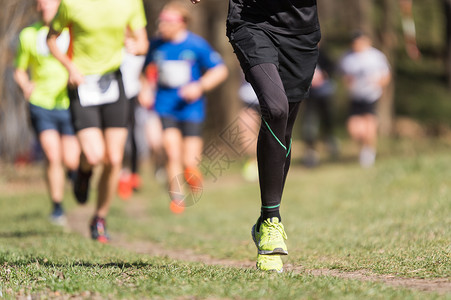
[90, 216, 110, 243]
[118, 172, 133, 200]
[169, 198, 185, 214]
[73, 168, 92, 204]
[252, 217, 288, 255]
[184, 167, 203, 195]
[130, 173, 141, 191]
[256, 253, 283, 273]
[49, 206, 67, 226]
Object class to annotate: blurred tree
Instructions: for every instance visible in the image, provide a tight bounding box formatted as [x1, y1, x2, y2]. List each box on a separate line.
[355, 0, 373, 34]
[1, 0, 450, 163]
[0, 0, 36, 162]
[375, 0, 398, 136]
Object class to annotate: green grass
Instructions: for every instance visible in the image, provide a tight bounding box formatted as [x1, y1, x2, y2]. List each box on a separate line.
[0, 138, 450, 299]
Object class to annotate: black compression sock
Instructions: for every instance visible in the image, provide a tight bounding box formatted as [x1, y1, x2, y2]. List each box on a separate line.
[259, 209, 281, 228]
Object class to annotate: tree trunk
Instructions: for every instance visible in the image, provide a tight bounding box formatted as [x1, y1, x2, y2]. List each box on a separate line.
[375, 0, 398, 136]
[0, 1, 36, 162]
[357, 0, 373, 34]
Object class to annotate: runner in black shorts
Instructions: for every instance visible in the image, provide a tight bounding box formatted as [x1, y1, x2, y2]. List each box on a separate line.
[141, 2, 228, 214]
[67, 70, 129, 131]
[47, 0, 148, 243]
[340, 32, 391, 168]
[189, 0, 321, 272]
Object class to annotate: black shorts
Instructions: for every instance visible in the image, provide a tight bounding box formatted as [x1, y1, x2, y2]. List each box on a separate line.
[160, 117, 203, 137]
[349, 101, 378, 116]
[68, 70, 129, 132]
[227, 24, 321, 102]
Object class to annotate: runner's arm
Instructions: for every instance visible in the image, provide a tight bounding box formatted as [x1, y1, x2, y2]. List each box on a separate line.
[13, 68, 34, 100]
[47, 27, 84, 87]
[138, 73, 156, 109]
[179, 64, 228, 102]
[378, 72, 391, 88]
[125, 27, 149, 56]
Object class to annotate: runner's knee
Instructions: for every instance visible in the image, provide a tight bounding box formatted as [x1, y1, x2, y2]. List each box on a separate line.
[260, 100, 288, 124]
[83, 150, 104, 166]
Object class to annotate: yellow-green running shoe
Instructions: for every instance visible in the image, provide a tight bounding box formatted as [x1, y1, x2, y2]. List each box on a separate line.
[252, 217, 288, 255]
[256, 253, 283, 273]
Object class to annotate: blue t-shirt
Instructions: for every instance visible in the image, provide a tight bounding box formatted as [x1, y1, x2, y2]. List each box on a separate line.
[145, 32, 223, 122]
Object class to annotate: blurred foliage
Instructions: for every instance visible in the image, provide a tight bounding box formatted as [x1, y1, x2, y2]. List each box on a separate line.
[0, 0, 450, 162]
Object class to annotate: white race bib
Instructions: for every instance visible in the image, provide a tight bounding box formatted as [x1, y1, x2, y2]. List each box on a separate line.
[158, 60, 191, 88]
[78, 73, 120, 107]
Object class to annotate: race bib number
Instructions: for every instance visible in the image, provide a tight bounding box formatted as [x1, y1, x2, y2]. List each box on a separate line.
[78, 73, 119, 107]
[158, 60, 191, 88]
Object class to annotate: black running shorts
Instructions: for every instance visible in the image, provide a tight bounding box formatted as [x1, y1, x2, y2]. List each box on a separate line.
[160, 116, 203, 137]
[349, 100, 378, 116]
[68, 70, 129, 131]
[227, 24, 321, 102]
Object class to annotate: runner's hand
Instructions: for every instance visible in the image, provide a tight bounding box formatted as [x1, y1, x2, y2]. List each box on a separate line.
[68, 66, 84, 87]
[179, 81, 203, 102]
[138, 86, 155, 109]
[23, 82, 35, 100]
[125, 37, 140, 55]
[189, 0, 200, 4]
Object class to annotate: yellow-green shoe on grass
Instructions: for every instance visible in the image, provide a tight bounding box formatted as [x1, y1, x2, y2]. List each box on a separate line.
[256, 253, 283, 273]
[252, 217, 288, 255]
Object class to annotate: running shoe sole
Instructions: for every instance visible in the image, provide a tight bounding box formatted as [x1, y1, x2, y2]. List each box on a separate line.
[255, 254, 283, 274]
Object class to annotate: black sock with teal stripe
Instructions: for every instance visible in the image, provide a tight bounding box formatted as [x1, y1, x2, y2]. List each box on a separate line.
[261, 204, 281, 222]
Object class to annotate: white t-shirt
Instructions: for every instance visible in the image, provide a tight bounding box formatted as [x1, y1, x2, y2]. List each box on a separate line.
[340, 47, 390, 103]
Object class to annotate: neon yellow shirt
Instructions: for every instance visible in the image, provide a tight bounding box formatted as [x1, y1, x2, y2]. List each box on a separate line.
[15, 22, 70, 110]
[51, 0, 147, 75]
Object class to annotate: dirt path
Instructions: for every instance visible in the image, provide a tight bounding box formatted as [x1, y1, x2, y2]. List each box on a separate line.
[66, 198, 451, 296]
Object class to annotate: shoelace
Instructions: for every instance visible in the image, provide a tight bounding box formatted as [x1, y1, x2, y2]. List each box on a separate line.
[263, 220, 287, 242]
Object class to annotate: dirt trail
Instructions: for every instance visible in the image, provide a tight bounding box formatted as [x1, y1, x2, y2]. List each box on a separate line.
[66, 198, 451, 295]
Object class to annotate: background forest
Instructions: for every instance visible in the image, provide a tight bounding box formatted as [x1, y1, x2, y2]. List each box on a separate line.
[0, 0, 450, 162]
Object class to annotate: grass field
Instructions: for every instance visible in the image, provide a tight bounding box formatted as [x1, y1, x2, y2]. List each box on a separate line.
[0, 137, 450, 299]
